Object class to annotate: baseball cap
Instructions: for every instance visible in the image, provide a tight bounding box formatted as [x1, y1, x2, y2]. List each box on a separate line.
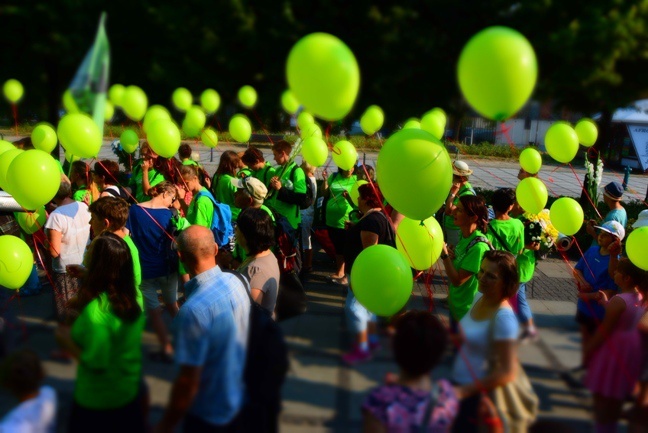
[231, 176, 267, 201]
[452, 160, 473, 176]
[603, 182, 623, 201]
[594, 220, 625, 241]
[632, 209, 648, 229]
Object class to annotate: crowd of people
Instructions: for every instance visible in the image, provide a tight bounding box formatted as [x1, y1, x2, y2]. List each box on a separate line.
[0, 136, 647, 433]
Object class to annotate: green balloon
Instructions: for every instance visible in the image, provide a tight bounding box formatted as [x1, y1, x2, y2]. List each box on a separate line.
[403, 118, 421, 130]
[0, 235, 33, 289]
[109, 84, 125, 107]
[229, 114, 252, 143]
[201, 128, 218, 148]
[183, 105, 207, 137]
[297, 112, 314, 130]
[376, 129, 453, 220]
[286, 32, 360, 121]
[65, 152, 81, 163]
[15, 207, 46, 235]
[396, 216, 444, 271]
[281, 90, 300, 114]
[3, 79, 24, 103]
[300, 122, 322, 140]
[545, 122, 579, 164]
[120, 129, 140, 154]
[104, 100, 115, 121]
[627, 227, 648, 271]
[420, 110, 445, 140]
[332, 140, 357, 170]
[575, 118, 598, 147]
[350, 244, 413, 316]
[0, 149, 24, 193]
[147, 119, 181, 159]
[143, 105, 171, 133]
[57, 113, 102, 158]
[515, 177, 547, 215]
[458, 26, 537, 121]
[238, 85, 257, 108]
[301, 136, 328, 167]
[8, 150, 60, 211]
[121, 85, 148, 121]
[62, 90, 79, 113]
[550, 197, 583, 236]
[172, 87, 193, 112]
[519, 148, 542, 174]
[31, 124, 58, 153]
[0, 140, 15, 156]
[200, 89, 220, 113]
[360, 105, 384, 135]
[349, 180, 368, 206]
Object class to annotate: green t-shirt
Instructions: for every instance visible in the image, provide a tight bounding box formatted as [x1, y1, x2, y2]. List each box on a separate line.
[251, 162, 276, 187]
[265, 162, 306, 230]
[517, 249, 536, 283]
[448, 230, 491, 321]
[325, 173, 357, 228]
[129, 163, 165, 204]
[123, 235, 142, 288]
[213, 173, 241, 222]
[71, 292, 145, 409]
[444, 183, 475, 231]
[73, 187, 92, 204]
[182, 159, 198, 166]
[237, 167, 252, 179]
[486, 218, 524, 256]
[187, 187, 213, 228]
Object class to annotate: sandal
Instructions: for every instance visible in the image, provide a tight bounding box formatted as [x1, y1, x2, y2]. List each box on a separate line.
[328, 275, 348, 286]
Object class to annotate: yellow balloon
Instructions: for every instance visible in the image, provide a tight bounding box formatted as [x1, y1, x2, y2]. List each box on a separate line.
[331, 140, 357, 171]
[519, 148, 542, 174]
[301, 137, 328, 167]
[627, 227, 648, 271]
[396, 217, 444, 270]
[104, 100, 115, 121]
[545, 122, 579, 164]
[515, 177, 547, 214]
[550, 197, 584, 236]
[201, 128, 218, 148]
[281, 90, 300, 114]
[3, 79, 24, 103]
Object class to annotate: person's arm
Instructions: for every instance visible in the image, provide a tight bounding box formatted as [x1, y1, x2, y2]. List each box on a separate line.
[573, 269, 593, 292]
[361, 230, 379, 249]
[362, 410, 387, 433]
[156, 365, 203, 433]
[47, 229, 62, 259]
[584, 296, 625, 362]
[390, 209, 405, 230]
[141, 160, 153, 197]
[444, 183, 461, 215]
[251, 288, 264, 304]
[321, 169, 331, 197]
[441, 243, 476, 287]
[458, 340, 517, 397]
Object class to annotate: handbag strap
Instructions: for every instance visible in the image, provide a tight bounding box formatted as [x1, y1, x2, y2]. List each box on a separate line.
[419, 382, 439, 433]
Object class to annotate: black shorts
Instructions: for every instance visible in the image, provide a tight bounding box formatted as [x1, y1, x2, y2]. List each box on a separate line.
[575, 310, 599, 334]
[327, 227, 347, 256]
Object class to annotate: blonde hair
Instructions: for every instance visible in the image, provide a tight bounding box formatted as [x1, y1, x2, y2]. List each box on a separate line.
[301, 160, 316, 176]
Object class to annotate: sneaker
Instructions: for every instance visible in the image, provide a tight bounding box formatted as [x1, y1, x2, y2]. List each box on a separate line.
[342, 347, 372, 365]
[519, 328, 539, 344]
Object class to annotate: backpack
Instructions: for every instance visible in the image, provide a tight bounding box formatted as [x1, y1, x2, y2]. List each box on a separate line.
[289, 164, 314, 210]
[103, 185, 129, 201]
[194, 190, 233, 249]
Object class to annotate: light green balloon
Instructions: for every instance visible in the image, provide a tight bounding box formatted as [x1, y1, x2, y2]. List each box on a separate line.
[201, 128, 218, 148]
[8, 150, 60, 210]
[62, 90, 79, 113]
[229, 114, 252, 143]
[360, 105, 384, 135]
[297, 112, 314, 130]
[14, 207, 47, 235]
[0, 149, 24, 193]
[403, 118, 421, 130]
[121, 86, 148, 121]
[545, 122, 579, 164]
[286, 32, 360, 121]
[65, 152, 81, 163]
[31, 124, 58, 153]
[3, 79, 24, 103]
[172, 87, 193, 112]
[104, 100, 115, 121]
[332, 140, 357, 170]
[200, 89, 220, 113]
[57, 113, 102, 158]
[519, 147, 542, 174]
[143, 105, 171, 133]
[0, 140, 15, 156]
[0, 235, 34, 289]
[350, 244, 413, 316]
[281, 90, 300, 114]
[575, 118, 598, 147]
[627, 227, 648, 271]
[515, 177, 547, 215]
[550, 197, 584, 236]
[420, 110, 445, 140]
[396, 216, 444, 271]
[183, 105, 207, 137]
[300, 122, 322, 140]
[109, 84, 125, 107]
[458, 26, 537, 121]
[349, 180, 368, 206]
[120, 129, 140, 154]
[238, 85, 257, 108]
[147, 119, 181, 158]
[301, 136, 329, 167]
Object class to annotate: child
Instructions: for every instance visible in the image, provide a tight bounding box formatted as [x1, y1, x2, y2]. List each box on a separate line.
[69, 161, 99, 205]
[0, 349, 57, 432]
[585, 258, 646, 433]
[178, 143, 198, 166]
[300, 160, 318, 275]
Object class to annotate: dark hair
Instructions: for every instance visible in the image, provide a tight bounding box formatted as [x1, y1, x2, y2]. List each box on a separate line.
[1, 349, 44, 397]
[459, 195, 489, 233]
[483, 250, 519, 299]
[241, 146, 265, 166]
[150, 181, 178, 198]
[78, 232, 141, 322]
[392, 311, 447, 377]
[617, 258, 648, 295]
[216, 150, 242, 176]
[13, 136, 34, 150]
[88, 196, 130, 229]
[236, 207, 275, 255]
[271, 139, 292, 155]
[94, 160, 120, 186]
[492, 188, 516, 214]
[358, 183, 383, 209]
[179, 143, 193, 159]
[71, 161, 91, 186]
[356, 164, 375, 182]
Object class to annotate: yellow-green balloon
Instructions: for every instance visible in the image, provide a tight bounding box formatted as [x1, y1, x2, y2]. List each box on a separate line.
[172, 87, 193, 112]
[396, 216, 444, 270]
[0, 235, 34, 289]
[550, 197, 583, 236]
[8, 150, 60, 210]
[627, 227, 648, 271]
[575, 119, 598, 147]
[545, 122, 579, 164]
[350, 244, 413, 316]
[286, 32, 360, 121]
[104, 100, 115, 121]
[201, 128, 218, 148]
[0, 149, 23, 193]
[377, 129, 453, 220]
[3, 79, 24, 103]
[281, 90, 300, 114]
[183, 105, 207, 137]
[238, 85, 257, 108]
[122, 85, 148, 121]
[147, 119, 181, 158]
[62, 90, 79, 113]
[458, 26, 537, 121]
[0, 140, 15, 156]
[297, 112, 314, 130]
[420, 110, 445, 140]
[360, 105, 384, 135]
[519, 147, 542, 174]
[300, 122, 322, 140]
[57, 113, 102, 158]
[403, 118, 421, 130]
[65, 152, 81, 163]
[120, 129, 140, 154]
[200, 89, 220, 113]
[143, 105, 171, 133]
[109, 84, 125, 106]
[229, 114, 252, 143]
[31, 124, 58, 153]
[515, 177, 547, 215]
[15, 207, 46, 235]
[349, 180, 368, 206]
[332, 140, 357, 171]
[301, 136, 328, 167]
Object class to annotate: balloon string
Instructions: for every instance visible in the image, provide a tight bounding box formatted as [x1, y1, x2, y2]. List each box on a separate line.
[498, 122, 517, 153]
[567, 163, 603, 221]
[11, 104, 18, 136]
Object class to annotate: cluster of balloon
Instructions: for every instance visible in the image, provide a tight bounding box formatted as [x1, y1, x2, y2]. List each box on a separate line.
[0, 235, 34, 290]
[396, 217, 444, 271]
[200, 89, 220, 114]
[238, 85, 257, 108]
[350, 244, 413, 316]
[120, 129, 140, 154]
[377, 129, 453, 221]
[545, 122, 579, 164]
[519, 147, 542, 174]
[331, 140, 357, 171]
[229, 114, 252, 143]
[201, 128, 218, 148]
[31, 124, 58, 153]
[516, 177, 547, 214]
[420, 108, 447, 140]
[627, 227, 648, 271]
[281, 90, 300, 114]
[286, 32, 360, 121]
[360, 105, 384, 136]
[3, 79, 24, 103]
[550, 197, 584, 236]
[458, 26, 537, 121]
[57, 113, 102, 159]
[575, 118, 598, 147]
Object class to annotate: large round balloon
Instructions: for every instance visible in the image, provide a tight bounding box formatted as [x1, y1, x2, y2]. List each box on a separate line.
[147, 119, 181, 159]
[0, 140, 15, 156]
[360, 105, 384, 135]
[0, 149, 23, 192]
[104, 100, 115, 121]
[301, 136, 328, 167]
[300, 122, 322, 140]
[120, 129, 140, 154]
[183, 105, 207, 137]
[3, 79, 24, 103]
[143, 105, 171, 133]
[238, 85, 257, 108]
[286, 33, 360, 121]
[57, 113, 102, 158]
[420, 109, 446, 140]
[8, 150, 60, 210]
[575, 118, 598, 147]
[200, 89, 220, 113]
[172, 87, 193, 112]
[349, 180, 368, 206]
[627, 227, 648, 271]
[519, 147, 542, 174]
[15, 207, 46, 235]
[458, 26, 537, 121]
[550, 197, 584, 236]
[332, 140, 357, 171]
[109, 84, 125, 106]
[229, 114, 252, 143]
[281, 90, 300, 114]
[31, 124, 58, 153]
[515, 177, 547, 215]
[0, 235, 33, 289]
[396, 217, 444, 270]
[350, 244, 413, 316]
[201, 128, 218, 148]
[297, 112, 315, 130]
[376, 129, 452, 220]
[121, 85, 148, 121]
[545, 122, 579, 164]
